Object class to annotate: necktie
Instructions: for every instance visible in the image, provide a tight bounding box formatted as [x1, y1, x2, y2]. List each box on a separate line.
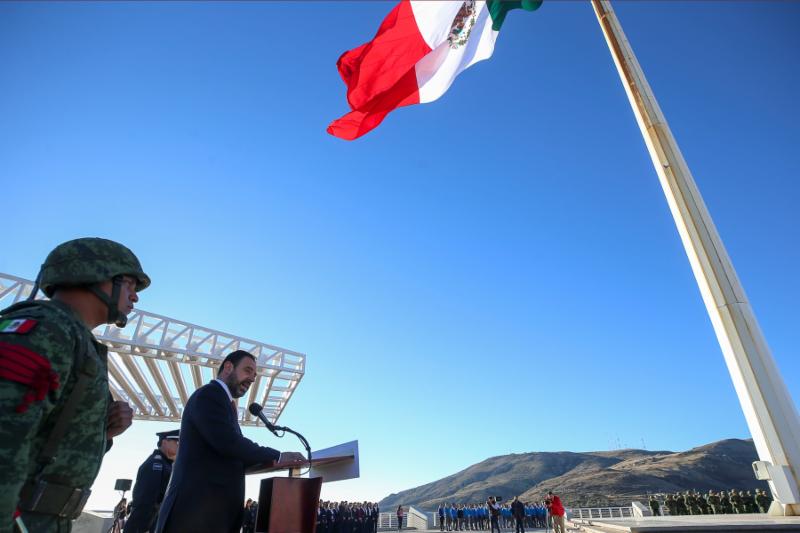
[231, 400, 243, 435]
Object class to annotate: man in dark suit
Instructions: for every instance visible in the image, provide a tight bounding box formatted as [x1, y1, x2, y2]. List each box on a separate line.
[511, 496, 525, 533]
[155, 350, 303, 533]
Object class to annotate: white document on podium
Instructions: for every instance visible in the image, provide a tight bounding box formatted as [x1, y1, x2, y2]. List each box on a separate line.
[309, 440, 359, 483]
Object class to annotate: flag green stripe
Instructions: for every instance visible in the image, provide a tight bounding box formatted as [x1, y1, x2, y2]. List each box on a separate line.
[486, 0, 542, 32]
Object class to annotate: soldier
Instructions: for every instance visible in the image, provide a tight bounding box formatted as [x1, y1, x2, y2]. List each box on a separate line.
[720, 491, 733, 514]
[755, 489, 771, 514]
[698, 492, 710, 515]
[689, 492, 702, 515]
[648, 495, 661, 516]
[0, 237, 148, 532]
[674, 493, 687, 516]
[707, 490, 720, 514]
[664, 494, 676, 516]
[731, 489, 745, 514]
[739, 490, 756, 514]
[684, 492, 694, 515]
[123, 430, 179, 533]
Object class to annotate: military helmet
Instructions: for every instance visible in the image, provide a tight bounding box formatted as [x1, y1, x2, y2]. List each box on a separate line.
[39, 237, 150, 297]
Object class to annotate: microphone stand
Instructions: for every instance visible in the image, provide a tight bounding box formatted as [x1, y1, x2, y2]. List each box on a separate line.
[271, 423, 312, 475]
[279, 425, 313, 475]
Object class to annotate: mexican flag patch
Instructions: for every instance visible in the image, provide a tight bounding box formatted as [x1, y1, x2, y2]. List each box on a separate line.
[0, 318, 38, 334]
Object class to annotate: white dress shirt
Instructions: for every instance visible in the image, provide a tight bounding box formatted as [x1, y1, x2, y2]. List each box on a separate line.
[214, 378, 234, 402]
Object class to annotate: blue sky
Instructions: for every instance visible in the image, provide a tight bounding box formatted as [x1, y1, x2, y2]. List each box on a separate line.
[1, 1, 798, 509]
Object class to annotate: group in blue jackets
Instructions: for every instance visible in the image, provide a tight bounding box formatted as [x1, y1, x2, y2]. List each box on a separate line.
[437, 500, 549, 531]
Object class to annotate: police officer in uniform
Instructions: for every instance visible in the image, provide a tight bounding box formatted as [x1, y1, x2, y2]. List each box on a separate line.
[124, 430, 180, 533]
[0, 238, 148, 532]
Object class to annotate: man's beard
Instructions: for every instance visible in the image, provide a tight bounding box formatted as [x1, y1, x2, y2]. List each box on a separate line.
[225, 375, 251, 398]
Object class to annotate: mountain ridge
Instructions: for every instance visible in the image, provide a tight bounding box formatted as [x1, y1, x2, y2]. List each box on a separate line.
[379, 438, 768, 511]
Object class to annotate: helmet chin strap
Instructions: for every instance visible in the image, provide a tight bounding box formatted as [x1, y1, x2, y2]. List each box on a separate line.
[90, 276, 128, 328]
[27, 270, 43, 301]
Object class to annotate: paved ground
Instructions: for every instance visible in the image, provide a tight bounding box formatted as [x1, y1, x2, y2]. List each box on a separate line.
[569, 513, 800, 532]
[409, 530, 551, 533]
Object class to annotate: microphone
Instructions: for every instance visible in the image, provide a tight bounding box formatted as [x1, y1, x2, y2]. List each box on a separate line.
[249, 402, 313, 471]
[248, 403, 282, 436]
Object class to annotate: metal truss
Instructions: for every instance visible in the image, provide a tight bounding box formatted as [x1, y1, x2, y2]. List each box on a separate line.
[0, 272, 305, 426]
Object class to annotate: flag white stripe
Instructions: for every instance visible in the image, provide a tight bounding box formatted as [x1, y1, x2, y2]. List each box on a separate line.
[416, 1, 499, 104]
[410, 1, 464, 50]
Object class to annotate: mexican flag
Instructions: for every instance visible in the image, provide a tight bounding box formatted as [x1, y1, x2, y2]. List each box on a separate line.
[327, 0, 542, 140]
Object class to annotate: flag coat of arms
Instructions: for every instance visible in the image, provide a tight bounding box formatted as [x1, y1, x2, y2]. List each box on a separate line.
[328, 0, 542, 140]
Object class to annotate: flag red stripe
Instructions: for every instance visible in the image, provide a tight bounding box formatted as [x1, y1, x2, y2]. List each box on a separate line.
[329, 1, 431, 140]
[15, 320, 37, 334]
[327, 68, 420, 141]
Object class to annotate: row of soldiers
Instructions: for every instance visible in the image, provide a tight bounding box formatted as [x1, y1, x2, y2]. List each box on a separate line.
[316, 501, 380, 533]
[649, 489, 773, 516]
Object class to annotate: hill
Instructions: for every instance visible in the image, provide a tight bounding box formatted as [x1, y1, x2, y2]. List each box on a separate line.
[379, 439, 768, 510]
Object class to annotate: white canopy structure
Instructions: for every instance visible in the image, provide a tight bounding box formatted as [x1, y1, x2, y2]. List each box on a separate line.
[0, 272, 305, 426]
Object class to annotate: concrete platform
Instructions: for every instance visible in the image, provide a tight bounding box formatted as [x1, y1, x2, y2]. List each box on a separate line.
[569, 513, 800, 533]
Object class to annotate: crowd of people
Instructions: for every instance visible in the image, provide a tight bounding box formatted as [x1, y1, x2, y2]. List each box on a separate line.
[315, 501, 381, 533]
[241, 499, 259, 533]
[648, 488, 773, 516]
[437, 500, 546, 530]
[437, 492, 566, 533]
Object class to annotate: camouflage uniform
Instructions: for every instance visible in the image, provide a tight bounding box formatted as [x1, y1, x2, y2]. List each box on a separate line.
[707, 491, 720, 514]
[664, 494, 676, 516]
[674, 493, 687, 516]
[0, 238, 149, 532]
[743, 491, 756, 513]
[681, 492, 692, 515]
[720, 491, 733, 514]
[648, 496, 660, 516]
[755, 489, 771, 513]
[698, 493, 710, 515]
[731, 490, 746, 514]
[689, 493, 702, 515]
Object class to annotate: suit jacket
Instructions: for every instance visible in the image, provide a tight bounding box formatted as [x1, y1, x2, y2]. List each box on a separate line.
[155, 381, 280, 533]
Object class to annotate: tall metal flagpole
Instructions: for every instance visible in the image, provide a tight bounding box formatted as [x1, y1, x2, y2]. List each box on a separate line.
[590, 0, 800, 515]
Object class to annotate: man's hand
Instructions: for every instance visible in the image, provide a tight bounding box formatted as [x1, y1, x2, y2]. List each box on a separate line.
[106, 400, 134, 440]
[278, 451, 306, 464]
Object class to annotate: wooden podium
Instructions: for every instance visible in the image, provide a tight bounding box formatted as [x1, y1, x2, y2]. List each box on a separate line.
[246, 445, 358, 533]
[255, 477, 322, 533]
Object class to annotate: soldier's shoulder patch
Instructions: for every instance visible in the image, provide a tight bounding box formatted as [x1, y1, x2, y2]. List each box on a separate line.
[152, 462, 163, 471]
[0, 318, 38, 334]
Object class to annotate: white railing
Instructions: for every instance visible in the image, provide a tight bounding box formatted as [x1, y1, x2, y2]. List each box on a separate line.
[378, 506, 427, 530]
[568, 506, 635, 520]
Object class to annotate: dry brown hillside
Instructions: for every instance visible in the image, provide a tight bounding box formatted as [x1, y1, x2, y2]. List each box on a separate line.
[379, 439, 768, 511]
